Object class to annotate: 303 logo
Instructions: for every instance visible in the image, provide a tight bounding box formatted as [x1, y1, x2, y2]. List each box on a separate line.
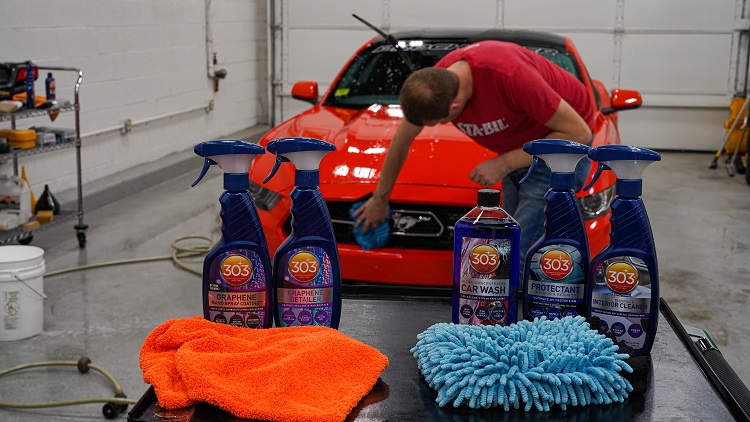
[288, 251, 320, 283]
[469, 244, 500, 274]
[541, 249, 573, 280]
[221, 254, 253, 286]
[605, 261, 639, 294]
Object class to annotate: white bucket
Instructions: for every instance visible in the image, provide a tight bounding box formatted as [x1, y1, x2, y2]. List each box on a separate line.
[0, 245, 45, 341]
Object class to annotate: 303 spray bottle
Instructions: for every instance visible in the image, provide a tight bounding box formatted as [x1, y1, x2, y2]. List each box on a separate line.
[263, 137, 342, 329]
[584, 145, 661, 355]
[520, 139, 591, 322]
[192, 140, 273, 329]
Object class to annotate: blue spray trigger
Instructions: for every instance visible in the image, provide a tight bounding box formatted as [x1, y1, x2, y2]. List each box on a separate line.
[519, 157, 539, 185]
[262, 155, 290, 184]
[582, 162, 610, 191]
[192, 158, 217, 187]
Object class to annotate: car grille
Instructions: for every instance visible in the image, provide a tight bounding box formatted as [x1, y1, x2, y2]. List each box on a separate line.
[316, 201, 468, 250]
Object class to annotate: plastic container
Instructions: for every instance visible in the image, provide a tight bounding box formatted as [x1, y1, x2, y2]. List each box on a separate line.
[452, 189, 521, 326]
[584, 145, 661, 356]
[0, 174, 33, 231]
[521, 140, 590, 321]
[45, 72, 55, 100]
[192, 139, 273, 329]
[263, 137, 342, 329]
[0, 129, 36, 149]
[0, 245, 45, 341]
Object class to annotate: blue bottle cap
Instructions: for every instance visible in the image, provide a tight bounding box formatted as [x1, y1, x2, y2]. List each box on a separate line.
[521, 139, 589, 190]
[264, 137, 335, 188]
[585, 145, 660, 197]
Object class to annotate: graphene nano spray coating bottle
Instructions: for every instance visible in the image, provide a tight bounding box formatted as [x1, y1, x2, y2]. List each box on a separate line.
[453, 189, 521, 326]
[193, 140, 273, 328]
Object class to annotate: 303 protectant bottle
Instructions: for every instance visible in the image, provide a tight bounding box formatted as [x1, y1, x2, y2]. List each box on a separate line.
[521, 140, 591, 321]
[584, 145, 661, 355]
[452, 189, 521, 326]
[263, 137, 342, 329]
[192, 140, 273, 329]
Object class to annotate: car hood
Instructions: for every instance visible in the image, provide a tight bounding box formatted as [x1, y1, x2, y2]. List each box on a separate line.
[316, 105, 496, 188]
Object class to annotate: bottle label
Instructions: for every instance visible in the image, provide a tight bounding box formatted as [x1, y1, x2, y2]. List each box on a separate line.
[276, 247, 334, 327]
[206, 249, 267, 328]
[590, 256, 652, 349]
[527, 244, 585, 320]
[457, 238, 512, 326]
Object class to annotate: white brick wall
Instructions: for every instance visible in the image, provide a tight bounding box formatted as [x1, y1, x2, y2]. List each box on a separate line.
[0, 0, 267, 196]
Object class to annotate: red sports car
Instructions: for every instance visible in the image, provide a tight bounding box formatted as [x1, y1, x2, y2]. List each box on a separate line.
[249, 29, 642, 287]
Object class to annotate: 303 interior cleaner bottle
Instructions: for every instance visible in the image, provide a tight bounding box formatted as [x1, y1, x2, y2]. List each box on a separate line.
[263, 137, 342, 329]
[452, 189, 521, 326]
[521, 139, 591, 322]
[192, 140, 273, 329]
[584, 145, 661, 355]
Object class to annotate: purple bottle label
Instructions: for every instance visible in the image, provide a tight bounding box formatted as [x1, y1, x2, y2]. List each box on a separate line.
[457, 237, 511, 326]
[527, 244, 585, 320]
[590, 256, 652, 349]
[206, 249, 267, 329]
[276, 247, 333, 327]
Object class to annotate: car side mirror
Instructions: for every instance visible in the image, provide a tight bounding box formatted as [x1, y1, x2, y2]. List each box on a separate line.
[291, 81, 319, 105]
[601, 89, 642, 115]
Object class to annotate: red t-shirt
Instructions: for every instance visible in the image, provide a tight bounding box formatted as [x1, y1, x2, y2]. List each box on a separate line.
[435, 41, 594, 155]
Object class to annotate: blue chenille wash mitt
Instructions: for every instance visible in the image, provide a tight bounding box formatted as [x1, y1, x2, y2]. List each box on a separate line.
[411, 316, 634, 412]
[349, 200, 390, 251]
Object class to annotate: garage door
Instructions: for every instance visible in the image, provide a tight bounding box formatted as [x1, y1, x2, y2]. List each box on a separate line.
[269, 0, 745, 150]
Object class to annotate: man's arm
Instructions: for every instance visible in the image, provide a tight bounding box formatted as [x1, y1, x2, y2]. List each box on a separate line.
[469, 98, 592, 186]
[540, 97, 592, 145]
[353, 120, 423, 231]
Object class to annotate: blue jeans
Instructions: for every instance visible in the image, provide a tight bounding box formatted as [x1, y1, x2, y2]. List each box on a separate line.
[502, 157, 592, 280]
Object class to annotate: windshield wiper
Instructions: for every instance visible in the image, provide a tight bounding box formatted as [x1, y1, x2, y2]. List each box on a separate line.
[352, 14, 415, 73]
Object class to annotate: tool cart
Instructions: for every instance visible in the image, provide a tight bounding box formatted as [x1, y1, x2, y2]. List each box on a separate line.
[0, 65, 87, 248]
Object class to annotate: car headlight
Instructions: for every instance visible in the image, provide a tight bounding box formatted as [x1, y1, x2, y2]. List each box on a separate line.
[249, 182, 282, 211]
[578, 185, 614, 220]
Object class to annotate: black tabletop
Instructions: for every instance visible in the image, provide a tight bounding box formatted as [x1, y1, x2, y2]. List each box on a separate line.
[129, 292, 735, 422]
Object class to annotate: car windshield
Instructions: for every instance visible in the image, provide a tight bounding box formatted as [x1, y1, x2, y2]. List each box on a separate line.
[324, 40, 581, 109]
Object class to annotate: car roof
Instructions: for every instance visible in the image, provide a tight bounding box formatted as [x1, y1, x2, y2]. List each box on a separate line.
[386, 29, 568, 50]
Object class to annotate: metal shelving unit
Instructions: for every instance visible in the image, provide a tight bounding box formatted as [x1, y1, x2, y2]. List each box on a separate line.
[0, 66, 87, 248]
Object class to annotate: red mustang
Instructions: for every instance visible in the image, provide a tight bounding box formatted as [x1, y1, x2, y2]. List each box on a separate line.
[249, 29, 642, 287]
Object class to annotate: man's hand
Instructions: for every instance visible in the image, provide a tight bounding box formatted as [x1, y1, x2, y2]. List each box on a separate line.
[353, 195, 389, 234]
[470, 156, 510, 187]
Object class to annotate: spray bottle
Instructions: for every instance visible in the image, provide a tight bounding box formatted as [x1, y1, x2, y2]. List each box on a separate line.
[584, 145, 660, 355]
[520, 139, 590, 321]
[263, 137, 342, 329]
[25, 61, 35, 109]
[453, 189, 521, 326]
[192, 139, 273, 329]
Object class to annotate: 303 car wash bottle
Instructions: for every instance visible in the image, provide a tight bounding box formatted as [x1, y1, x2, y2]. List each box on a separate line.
[192, 139, 273, 329]
[452, 189, 521, 326]
[584, 145, 661, 355]
[520, 139, 591, 322]
[263, 137, 342, 329]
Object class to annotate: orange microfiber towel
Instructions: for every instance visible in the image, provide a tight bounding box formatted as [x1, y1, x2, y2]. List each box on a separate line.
[140, 317, 389, 422]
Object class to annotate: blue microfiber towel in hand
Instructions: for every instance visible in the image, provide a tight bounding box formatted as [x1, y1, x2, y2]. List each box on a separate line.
[349, 200, 390, 251]
[411, 316, 634, 412]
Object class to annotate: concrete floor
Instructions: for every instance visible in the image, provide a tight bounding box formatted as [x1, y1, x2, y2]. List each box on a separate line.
[0, 150, 748, 421]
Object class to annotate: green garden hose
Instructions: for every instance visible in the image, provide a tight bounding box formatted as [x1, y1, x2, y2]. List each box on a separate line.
[45, 235, 214, 278]
[0, 357, 138, 419]
[1, 236, 215, 419]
